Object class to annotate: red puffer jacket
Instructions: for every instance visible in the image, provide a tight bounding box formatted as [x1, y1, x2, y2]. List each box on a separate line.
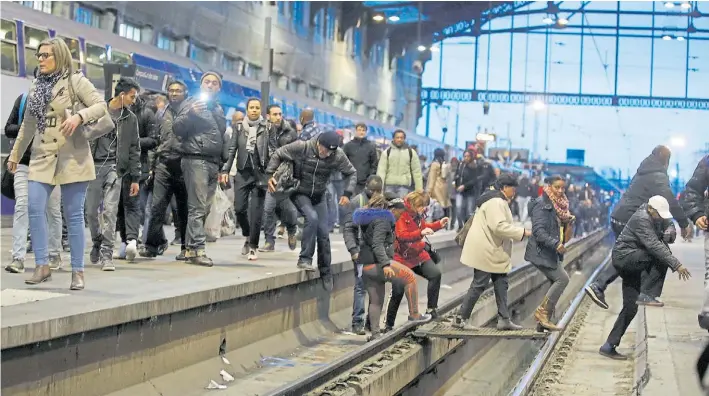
[394, 202, 444, 269]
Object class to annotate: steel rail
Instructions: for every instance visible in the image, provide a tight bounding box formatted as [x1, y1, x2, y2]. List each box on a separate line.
[264, 228, 607, 396]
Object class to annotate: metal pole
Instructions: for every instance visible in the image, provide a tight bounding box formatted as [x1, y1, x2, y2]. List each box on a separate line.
[532, 110, 539, 162]
[261, 16, 273, 116]
[684, 34, 691, 98]
[613, 1, 620, 97]
[454, 102, 460, 149]
[650, 1, 656, 96]
[425, 101, 432, 138]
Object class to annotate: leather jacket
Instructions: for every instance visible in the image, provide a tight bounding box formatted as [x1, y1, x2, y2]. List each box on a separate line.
[221, 118, 271, 173]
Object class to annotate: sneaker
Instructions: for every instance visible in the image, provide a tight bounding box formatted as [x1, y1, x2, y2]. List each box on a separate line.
[241, 241, 250, 256]
[248, 248, 258, 261]
[351, 325, 366, 336]
[125, 240, 138, 262]
[382, 325, 394, 334]
[287, 233, 297, 251]
[452, 316, 477, 331]
[48, 255, 63, 270]
[426, 308, 439, 320]
[599, 342, 628, 360]
[258, 242, 275, 252]
[100, 257, 116, 272]
[90, 245, 101, 264]
[584, 283, 609, 309]
[409, 313, 432, 324]
[189, 249, 213, 267]
[5, 259, 25, 273]
[297, 260, 316, 272]
[114, 242, 127, 260]
[277, 226, 285, 239]
[321, 273, 333, 292]
[176, 250, 187, 261]
[636, 294, 664, 307]
[497, 318, 523, 331]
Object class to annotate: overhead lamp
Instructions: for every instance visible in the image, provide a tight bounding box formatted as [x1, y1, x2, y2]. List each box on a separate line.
[680, 1, 691, 9]
[542, 16, 554, 25]
[372, 14, 384, 22]
[429, 45, 440, 52]
[676, 36, 685, 41]
[556, 17, 569, 26]
[417, 44, 427, 52]
[476, 132, 496, 142]
[531, 99, 546, 111]
[388, 15, 400, 22]
[662, 34, 672, 40]
[664, 1, 675, 8]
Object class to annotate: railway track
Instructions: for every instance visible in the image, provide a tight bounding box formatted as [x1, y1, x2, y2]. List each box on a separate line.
[264, 228, 610, 396]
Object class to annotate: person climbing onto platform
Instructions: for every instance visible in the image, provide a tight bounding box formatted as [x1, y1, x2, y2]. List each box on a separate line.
[355, 193, 432, 341]
[599, 195, 691, 360]
[525, 175, 575, 332]
[680, 154, 709, 331]
[453, 173, 531, 331]
[383, 191, 447, 331]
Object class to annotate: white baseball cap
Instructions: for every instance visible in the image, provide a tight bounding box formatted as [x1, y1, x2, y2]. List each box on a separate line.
[648, 195, 673, 219]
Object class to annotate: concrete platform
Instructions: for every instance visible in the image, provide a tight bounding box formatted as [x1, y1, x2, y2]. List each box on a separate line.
[539, 237, 708, 396]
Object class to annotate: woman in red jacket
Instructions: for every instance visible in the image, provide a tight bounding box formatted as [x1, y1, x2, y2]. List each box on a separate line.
[384, 191, 448, 331]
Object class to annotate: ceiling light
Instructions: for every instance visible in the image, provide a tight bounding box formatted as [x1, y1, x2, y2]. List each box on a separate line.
[662, 34, 672, 40]
[557, 17, 569, 25]
[664, 1, 675, 8]
[542, 16, 554, 25]
[680, 1, 691, 9]
[429, 45, 440, 52]
[417, 45, 427, 52]
[373, 14, 384, 22]
[676, 36, 685, 41]
[388, 15, 400, 22]
[531, 100, 546, 111]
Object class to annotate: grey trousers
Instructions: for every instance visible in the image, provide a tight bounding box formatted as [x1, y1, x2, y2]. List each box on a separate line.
[459, 269, 510, 320]
[181, 158, 218, 252]
[537, 263, 570, 319]
[85, 163, 122, 258]
[702, 232, 709, 315]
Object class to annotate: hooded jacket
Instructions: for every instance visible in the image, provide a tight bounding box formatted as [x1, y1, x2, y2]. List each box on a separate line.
[460, 189, 526, 274]
[393, 199, 444, 269]
[353, 208, 396, 267]
[524, 193, 569, 269]
[681, 155, 709, 224]
[173, 96, 227, 164]
[612, 204, 681, 273]
[343, 191, 372, 255]
[90, 106, 141, 183]
[4, 94, 31, 166]
[131, 96, 159, 180]
[612, 151, 689, 228]
[265, 139, 357, 200]
[343, 137, 379, 186]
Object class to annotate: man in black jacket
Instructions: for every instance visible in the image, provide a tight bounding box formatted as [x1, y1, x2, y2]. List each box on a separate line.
[586, 146, 691, 308]
[142, 80, 190, 261]
[259, 104, 298, 252]
[220, 98, 273, 260]
[343, 123, 379, 196]
[599, 196, 691, 360]
[266, 131, 357, 291]
[85, 77, 142, 271]
[174, 71, 227, 266]
[681, 155, 709, 330]
[343, 175, 383, 334]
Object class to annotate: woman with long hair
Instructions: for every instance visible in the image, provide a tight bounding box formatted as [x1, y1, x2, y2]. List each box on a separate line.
[426, 148, 452, 219]
[454, 150, 478, 230]
[524, 175, 575, 331]
[355, 193, 431, 340]
[7, 38, 108, 289]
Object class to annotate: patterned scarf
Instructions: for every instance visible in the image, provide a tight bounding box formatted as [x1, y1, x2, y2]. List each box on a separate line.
[242, 116, 262, 154]
[27, 71, 63, 133]
[543, 185, 575, 224]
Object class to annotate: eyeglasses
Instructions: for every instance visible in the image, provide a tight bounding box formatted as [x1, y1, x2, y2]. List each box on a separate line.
[36, 52, 54, 61]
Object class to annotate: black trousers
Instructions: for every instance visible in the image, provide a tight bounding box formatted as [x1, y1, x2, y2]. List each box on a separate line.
[146, 158, 188, 251]
[385, 260, 441, 328]
[362, 262, 419, 335]
[233, 168, 267, 249]
[116, 178, 142, 243]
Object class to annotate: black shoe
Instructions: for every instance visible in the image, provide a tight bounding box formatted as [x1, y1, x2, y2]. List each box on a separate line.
[176, 250, 187, 261]
[90, 245, 101, 264]
[258, 242, 275, 252]
[599, 343, 628, 360]
[584, 283, 609, 309]
[287, 233, 297, 251]
[321, 273, 333, 292]
[297, 260, 316, 271]
[426, 308, 439, 319]
[139, 246, 157, 258]
[699, 314, 709, 331]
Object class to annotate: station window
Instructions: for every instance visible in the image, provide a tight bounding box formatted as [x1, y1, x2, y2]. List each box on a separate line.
[23, 25, 49, 76]
[352, 28, 362, 58]
[119, 22, 141, 42]
[325, 8, 336, 42]
[190, 43, 209, 64]
[221, 54, 237, 72]
[0, 19, 18, 74]
[60, 36, 81, 71]
[85, 43, 107, 90]
[75, 6, 100, 28]
[157, 33, 176, 53]
[20, 1, 52, 14]
[110, 49, 132, 65]
[292, 1, 307, 36]
[313, 8, 325, 43]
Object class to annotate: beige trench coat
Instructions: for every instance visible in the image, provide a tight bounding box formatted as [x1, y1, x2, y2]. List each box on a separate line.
[460, 195, 525, 274]
[9, 72, 107, 186]
[426, 161, 451, 208]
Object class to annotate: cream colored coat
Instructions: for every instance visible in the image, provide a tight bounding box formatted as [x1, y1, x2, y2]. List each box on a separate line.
[9, 72, 107, 186]
[460, 195, 526, 274]
[426, 161, 451, 208]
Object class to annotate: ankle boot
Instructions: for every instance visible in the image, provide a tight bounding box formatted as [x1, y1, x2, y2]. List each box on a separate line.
[70, 271, 85, 290]
[534, 297, 562, 331]
[497, 317, 523, 331]
[25, 265, 52, 285]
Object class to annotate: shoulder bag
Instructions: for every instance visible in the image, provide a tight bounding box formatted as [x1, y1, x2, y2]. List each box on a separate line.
[67, 73, 114, 141]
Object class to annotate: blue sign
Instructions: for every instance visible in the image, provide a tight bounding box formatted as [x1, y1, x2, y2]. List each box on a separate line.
[135, 65, 173, 93]
[566, 149, 585, 166]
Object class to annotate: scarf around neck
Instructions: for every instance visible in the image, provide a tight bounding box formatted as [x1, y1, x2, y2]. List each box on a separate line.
[543, 185, 575, 224]
[28, 71, 63, 133]
[242, 116, 263, 154]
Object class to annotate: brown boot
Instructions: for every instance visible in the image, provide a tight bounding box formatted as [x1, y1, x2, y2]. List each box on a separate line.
[534, 297, 562, 331]
[25, 265, 52, 285]
[70, 271, 85, 290]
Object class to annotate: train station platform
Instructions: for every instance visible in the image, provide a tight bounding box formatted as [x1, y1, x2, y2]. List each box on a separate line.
[540, 238, 708, 396]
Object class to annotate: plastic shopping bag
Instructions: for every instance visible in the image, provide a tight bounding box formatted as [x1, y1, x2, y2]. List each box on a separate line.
[206, 185, 232, 241]
[221, 208, 237, 237]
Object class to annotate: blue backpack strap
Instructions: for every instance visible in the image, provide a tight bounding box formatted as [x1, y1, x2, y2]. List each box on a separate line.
[18, 93, 28, 121]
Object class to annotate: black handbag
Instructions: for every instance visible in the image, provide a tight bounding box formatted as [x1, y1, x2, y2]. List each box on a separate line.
[424, 237, 441, 264]
[1, 156, 15, 200]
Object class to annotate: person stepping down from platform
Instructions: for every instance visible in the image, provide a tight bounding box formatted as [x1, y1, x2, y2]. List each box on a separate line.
[599, 196, 691, 360]
[265, 128, 357, 292]
[356, 193, 431, 341]
[678, 154, 709, 332]
[452, 174, 531, 331]
[526, 175, 575, 332]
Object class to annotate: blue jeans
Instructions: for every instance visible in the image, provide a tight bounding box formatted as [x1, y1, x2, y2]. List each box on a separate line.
[29, 181, 88, 270]
[352, 263, 366, 328]
[456, 193, 475, 229]
[293, 194, 330, 273]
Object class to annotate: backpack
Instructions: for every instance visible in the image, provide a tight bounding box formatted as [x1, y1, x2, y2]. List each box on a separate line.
[18, 93, 27, 121]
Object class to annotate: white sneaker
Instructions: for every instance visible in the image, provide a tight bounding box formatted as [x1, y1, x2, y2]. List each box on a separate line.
[114, 242, 127, 259]
[125, 240, 138, 262]
[248, 248, 258, 261]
